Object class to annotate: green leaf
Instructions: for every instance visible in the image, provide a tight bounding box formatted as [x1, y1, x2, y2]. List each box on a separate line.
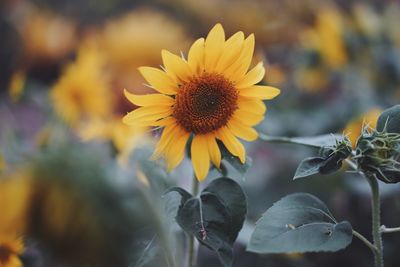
[203, 178, 247, 242]
[377, 105, 400, 133]
[259, 134, 342, 148]
[293, 157, 326, 179]
[247, 193, 353, 254]
[176, 193, 233, 267]
[167, 178, 247, 267]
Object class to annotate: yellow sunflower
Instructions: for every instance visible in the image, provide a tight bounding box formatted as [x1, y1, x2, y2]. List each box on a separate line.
[123, 24, 280, 181]
[0, 233, 24, 267]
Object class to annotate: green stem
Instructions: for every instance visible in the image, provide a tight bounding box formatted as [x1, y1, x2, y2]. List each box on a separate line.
[365, 173, 384, 267]
[380, 226, 400, 234]
[187, 175, 199, 267]
[352, 230, 378, 253]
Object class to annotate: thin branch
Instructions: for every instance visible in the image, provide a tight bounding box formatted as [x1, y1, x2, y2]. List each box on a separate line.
[352, 230, 378, 253]
[380, 225, 400, 234]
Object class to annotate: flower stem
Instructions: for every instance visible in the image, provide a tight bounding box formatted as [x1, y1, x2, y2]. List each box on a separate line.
[187, 175, 199, 267]
[365, 173, 384, 267]
[380, 226, 400, 234]
[352, 230, 378, 253]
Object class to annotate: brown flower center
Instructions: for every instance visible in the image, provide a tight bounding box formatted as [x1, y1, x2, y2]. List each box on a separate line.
[173, 73, 238, 134]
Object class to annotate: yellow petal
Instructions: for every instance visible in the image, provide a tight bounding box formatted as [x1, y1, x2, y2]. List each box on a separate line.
[238, 97, 266, 115]
[8, 256, 23, 267]
[204, 23, 225, 71]
[124, 89, 174, 107]
[239, 85, 281, 100]
[216, 127, 246, 163]
[233, 109, 264, 126]
[165, 127, 190, 171]
[235, 62, 265, 88]
[224, 34, 255, 81]
[162, 50, 192, 83]
[138, 67, 177, 95]
[227, 118, 259, 141]
[205, 134, 221, 168]
[188, 38, 205, 74]
[152, 123, 179, 159]
[123, 106, 172, 126]
[191, 134, 211, 181]
[215, 31, 244, 72]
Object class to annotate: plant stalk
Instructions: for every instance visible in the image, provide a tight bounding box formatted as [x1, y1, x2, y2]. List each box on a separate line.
[380, 226, 400, 234]
[365, 173, 384, 267]
[352, 230, 378, 253]
[187, 175, 199, 267]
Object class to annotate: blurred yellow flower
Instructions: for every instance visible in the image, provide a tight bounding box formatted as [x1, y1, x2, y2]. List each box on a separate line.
[0, 233, 24, 267]
[0, 173, 31, 235]
[51, 42, 113, 126]
[8, 70, 26, 103]
[300, 7, 347, 69]
[123, 24, 280, 181]
[344, 108, 383, 147]
[100, 9, 190, 95]
[0, 154, 5, 173]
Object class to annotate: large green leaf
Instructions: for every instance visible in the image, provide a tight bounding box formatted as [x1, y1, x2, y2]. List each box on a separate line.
[247, 193, 353, 253]
[203, 178, 247, 242]
[164, 178, 247, 267]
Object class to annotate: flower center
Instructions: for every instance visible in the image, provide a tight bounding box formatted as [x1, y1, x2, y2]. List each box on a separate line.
[173, 73, 238, 134]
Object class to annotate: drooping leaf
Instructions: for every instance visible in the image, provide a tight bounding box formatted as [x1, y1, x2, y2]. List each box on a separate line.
[247, 193, 353, 254]
[163, 187, 192, 220]
[203, 178, 247, 242]
[377, 105, 400, 133]
[259, 134, 343, 148]
[218, 141, 252, 177]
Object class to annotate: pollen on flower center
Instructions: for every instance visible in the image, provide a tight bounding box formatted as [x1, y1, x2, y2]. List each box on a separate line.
[173, 73, 238, 134]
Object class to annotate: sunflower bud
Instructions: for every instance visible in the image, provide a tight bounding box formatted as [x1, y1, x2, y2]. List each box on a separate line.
[355, 127, 400, 183]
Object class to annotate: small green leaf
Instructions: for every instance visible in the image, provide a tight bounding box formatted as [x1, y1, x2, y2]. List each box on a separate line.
[293, 157, 326, 179]
[377, 105, 400, 133]
[247, 193, 353, 254]
[203, 178, 247, 242]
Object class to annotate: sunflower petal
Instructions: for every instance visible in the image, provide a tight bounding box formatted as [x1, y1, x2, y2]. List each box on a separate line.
[235, 62, 265, 88]
[138, 67, 177, 95]
[188, 38, 205, 74]
[204, 23, 225, 71]
[228, 118, 259, 141]
[162, 50, 192, 83]
[215, 31, 244, 72]
[224, 34, 255, 81]
[152, 123, 179, 159]
[216, 127, 246, 163]
[205, 134, 221, 168]
[165, 127, 190, 171]
[238, 97, 266, 114]
[124, 89, 174, 107]
[240, 85, 281, 99]
[122, 106, 172, 125]
[233, 109, 264, 126]
[191, 134, 211, 181]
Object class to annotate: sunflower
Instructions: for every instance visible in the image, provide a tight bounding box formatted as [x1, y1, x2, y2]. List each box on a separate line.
[0, 234, 24, 267]
[51, 42, 113, 126]
[123, 24, 280, 181]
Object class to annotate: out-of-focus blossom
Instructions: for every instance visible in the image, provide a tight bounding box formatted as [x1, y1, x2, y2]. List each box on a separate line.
[300, 7, 347, 69]
[264, 63, 287, 87]
[0, 233, 24, 267]
[50, 41, 113, 126]
[99, 9, 190, 95]
[8, 70, 26, 103]
[12, 4, 77, 67]
[353, 3, 382, 38]
[344, 108, 382, 148]
[383, 2, 400, 47]
[294, 67, 328, 92]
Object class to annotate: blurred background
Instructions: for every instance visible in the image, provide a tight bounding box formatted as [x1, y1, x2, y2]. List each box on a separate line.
[1, 0, 400, 266]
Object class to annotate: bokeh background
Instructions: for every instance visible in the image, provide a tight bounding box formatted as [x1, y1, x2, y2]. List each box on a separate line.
[1, 0, 400, 266]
